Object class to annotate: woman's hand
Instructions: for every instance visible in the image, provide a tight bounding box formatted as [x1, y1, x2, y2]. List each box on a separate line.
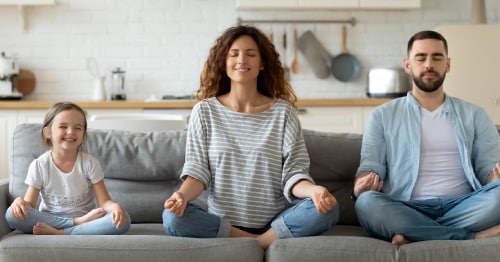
[309, 186, 337, 214]
[164, 191, 188, 217]
[292, 180, 337, 214]
[353, 172, 383, 198]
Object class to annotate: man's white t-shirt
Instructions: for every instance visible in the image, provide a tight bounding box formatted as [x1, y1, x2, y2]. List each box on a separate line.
[411, 105, 472, 200]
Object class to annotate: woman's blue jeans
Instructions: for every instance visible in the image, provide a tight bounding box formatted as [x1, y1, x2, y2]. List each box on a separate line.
[162, 198, 340, 238]
[5, 206, 130, 235]
[355, 180, 500, 242]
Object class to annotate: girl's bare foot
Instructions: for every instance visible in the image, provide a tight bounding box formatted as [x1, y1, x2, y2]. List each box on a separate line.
[392, 234, 410, 245]
[475, 224, 500, 239]
[33, 222, 63, 235]
[74, 208, 106, 225]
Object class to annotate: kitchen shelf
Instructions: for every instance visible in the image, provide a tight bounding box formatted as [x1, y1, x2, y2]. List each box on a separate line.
[0, 0, 55, 32]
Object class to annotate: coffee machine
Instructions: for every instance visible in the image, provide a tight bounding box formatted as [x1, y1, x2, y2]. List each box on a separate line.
[0, 52, 22, 100]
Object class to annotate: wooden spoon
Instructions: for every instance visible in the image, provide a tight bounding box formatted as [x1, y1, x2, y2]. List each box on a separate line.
[282, 32, 290, 81]
[291, 28, 299, 74]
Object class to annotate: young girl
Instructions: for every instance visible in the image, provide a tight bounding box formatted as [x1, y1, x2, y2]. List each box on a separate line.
[5, 102, 130, 235]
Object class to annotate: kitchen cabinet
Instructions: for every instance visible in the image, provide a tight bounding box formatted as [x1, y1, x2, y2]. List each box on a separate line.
[0, 110, 17, 181]
[297, 106, 375, 133]
[435, 25, 500, 125]
[360, 0, 420, 8]
[236, 0, 420, 9]
[0, 0, 54, 3]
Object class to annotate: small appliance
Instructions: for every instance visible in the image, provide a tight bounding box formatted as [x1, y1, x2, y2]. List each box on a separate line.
[110, 67, 126, 100]
[367, 67, 411, 98]
[0, 52, 22, 100]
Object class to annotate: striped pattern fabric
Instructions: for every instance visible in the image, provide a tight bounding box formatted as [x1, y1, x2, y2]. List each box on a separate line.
[181, 97, 313, 228]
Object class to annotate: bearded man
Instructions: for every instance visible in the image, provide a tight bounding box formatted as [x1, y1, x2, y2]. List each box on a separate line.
[351, 30, 500, 245]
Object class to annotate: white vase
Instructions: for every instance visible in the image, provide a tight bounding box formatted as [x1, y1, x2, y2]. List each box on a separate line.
[92, 76, 106, 101]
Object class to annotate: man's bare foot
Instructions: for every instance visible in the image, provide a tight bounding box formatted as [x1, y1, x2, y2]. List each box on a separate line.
[33, 222, 63, 235]
[475, 224, 500, 239]
[392, 234, 410, 245]
[73, 208, 106, 225]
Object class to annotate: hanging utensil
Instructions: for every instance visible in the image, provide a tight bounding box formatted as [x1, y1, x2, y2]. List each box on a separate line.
[291, 28, 299, 74]
[282, 31, 290, 81]
[330, 25, 361, 82]
[296, 30, 331, 79]
[86, 57, 100, 78]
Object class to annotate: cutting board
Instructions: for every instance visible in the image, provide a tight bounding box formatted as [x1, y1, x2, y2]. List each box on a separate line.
[17, 69, 36, 95]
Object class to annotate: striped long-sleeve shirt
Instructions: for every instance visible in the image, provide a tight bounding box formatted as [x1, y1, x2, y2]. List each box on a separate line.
[181, 97, 313, 228]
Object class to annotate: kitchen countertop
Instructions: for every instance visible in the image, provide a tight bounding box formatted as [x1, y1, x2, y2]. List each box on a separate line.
[0, 98, 392, 109]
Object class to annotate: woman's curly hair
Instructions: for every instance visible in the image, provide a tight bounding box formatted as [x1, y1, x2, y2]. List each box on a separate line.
[196, 25, 297, 107]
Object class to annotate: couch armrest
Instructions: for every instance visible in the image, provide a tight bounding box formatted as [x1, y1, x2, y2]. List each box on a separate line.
[0, 179, 12, 238]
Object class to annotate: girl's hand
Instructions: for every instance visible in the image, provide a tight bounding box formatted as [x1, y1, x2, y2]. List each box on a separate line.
[109, 203, 128, 229]
[9, 197, 29, 220]
[164, 191, 187, 217]
[310, 186, 337, 214]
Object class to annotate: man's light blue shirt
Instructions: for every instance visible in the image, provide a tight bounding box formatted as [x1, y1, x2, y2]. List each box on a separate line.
[357, 92, 500, 201]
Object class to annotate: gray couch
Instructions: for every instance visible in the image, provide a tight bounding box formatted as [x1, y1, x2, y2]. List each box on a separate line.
[1, 123, 499, 262]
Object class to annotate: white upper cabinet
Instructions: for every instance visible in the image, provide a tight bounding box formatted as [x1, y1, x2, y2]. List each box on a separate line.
[237, 0, 299, 9]
[0, 0, 54, 4]
[236, 0, 421, 9]
[360, 0, 421, 9]
[300, 0, 358, 8]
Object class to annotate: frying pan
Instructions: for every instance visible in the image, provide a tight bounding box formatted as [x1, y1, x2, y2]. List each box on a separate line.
[330, 25, 361, 82]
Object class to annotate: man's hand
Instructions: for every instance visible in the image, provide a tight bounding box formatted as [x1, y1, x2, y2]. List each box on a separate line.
[353, 172, 383, 198]
[486, 163, 500, 183]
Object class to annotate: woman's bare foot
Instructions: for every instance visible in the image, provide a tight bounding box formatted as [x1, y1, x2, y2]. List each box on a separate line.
[475, 224, 500, 239]
[256, 229, 278, 250]
[392, 234, 410, 245]
[73, 208, 106, 225]
[33, 222, 63, 235]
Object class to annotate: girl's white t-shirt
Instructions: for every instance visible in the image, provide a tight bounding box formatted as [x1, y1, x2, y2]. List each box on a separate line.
[25, 151, 104, 218]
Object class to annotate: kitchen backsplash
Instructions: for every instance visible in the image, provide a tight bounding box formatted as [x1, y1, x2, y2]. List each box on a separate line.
[0, 0, 499, 101]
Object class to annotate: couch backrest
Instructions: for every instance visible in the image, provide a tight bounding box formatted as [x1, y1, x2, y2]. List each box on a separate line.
[303, 129, 361, 225]
[10, 123, 362, 225]
[10, 123, 196, 223]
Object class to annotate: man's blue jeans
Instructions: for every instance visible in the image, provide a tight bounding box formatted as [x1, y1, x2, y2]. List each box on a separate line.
[5, 206, 130, 235]
[355, 180, 500, 242]
[162, 198, 340, 238]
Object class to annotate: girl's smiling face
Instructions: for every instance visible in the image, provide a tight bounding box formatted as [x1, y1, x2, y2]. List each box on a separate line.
[225, 35, 263, 86]
[44, 109, 86, 152]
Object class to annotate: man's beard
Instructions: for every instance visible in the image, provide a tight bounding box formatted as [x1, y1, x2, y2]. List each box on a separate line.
[411, 70, 446, 93]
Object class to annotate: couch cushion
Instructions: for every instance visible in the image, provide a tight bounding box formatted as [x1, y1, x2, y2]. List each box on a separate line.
[303, 129, 362, 226]
[0, 233, 263, 262]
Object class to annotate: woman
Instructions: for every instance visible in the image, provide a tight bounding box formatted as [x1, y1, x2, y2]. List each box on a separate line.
[162, 25, 339, 249]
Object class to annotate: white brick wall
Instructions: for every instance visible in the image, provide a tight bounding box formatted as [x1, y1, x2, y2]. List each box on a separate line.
[0, 0, 498, 101]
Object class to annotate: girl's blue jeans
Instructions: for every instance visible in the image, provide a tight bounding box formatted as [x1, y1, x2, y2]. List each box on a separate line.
[5, 206, 130, 235]
[355, 180, 500, 242]
[162, 198, 340, 238]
